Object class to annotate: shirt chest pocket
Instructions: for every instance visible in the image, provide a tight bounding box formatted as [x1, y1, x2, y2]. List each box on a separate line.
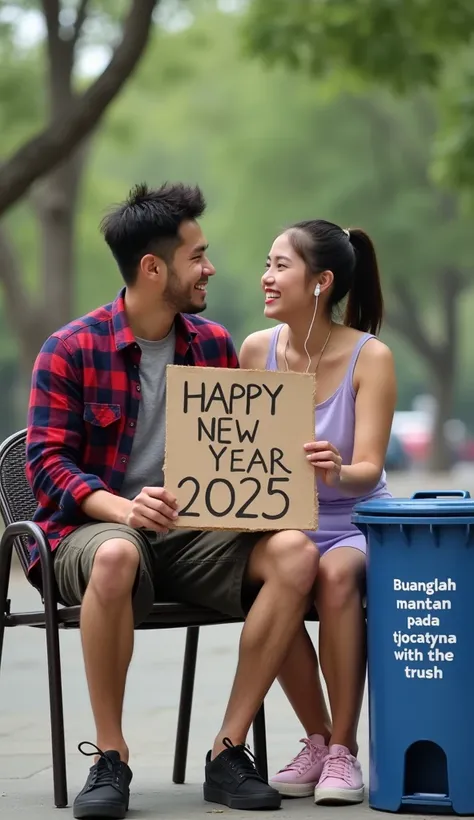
[83, 403, 122, 428]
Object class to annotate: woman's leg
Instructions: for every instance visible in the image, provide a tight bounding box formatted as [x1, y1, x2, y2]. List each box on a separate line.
[278, 624, 332, 738]
[269, 542, 366, 801]
[313, 545, 366, 805]
[316, 546, 366, 754]
[269, 623, 332, 796]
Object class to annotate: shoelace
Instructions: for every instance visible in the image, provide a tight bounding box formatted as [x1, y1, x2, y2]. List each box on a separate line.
[278, 738, 323, 775]
[321, 751, 354, 784]
[78, 741, 123, 789]
[221, 737, 262, 780]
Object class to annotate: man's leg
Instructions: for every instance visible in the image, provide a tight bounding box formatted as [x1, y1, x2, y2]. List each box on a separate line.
[154, 526, 319, 811]
[54, 523, 155, 819]
[212, 530, 320, 755]
[80, 538, 138, 760]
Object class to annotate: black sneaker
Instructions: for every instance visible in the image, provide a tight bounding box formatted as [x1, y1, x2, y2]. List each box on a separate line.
[73, 742, 133, 819]
[204, 737, 281, 810]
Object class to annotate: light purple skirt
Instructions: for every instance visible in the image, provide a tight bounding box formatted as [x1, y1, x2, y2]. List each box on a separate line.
[304, 495, 391, 557]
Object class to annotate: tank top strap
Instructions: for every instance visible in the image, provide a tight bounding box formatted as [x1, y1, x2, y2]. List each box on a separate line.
[266, 324, 284, 370]
[345, 333, 375, 394]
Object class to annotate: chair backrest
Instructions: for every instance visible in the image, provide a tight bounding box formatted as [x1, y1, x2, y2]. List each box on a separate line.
[0, 428, 37, 575]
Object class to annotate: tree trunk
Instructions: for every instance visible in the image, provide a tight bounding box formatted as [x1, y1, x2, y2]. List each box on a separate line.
[428, 358, 456, 471]
[385, 267, 464, 474]
[0, 0, 158, 216]
[33, 147, 87, 329]
[0, 1, 159, 433]
[9, 147, 88, 423]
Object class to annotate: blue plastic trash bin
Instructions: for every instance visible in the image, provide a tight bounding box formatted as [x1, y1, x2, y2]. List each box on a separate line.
[353, 490, 474, 815]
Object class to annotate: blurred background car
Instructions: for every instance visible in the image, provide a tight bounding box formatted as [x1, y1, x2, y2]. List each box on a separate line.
[385, 431, 411, 472]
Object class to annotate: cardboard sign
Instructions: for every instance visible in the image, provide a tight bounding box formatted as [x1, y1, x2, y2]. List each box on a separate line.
[164, 365, 318, 531]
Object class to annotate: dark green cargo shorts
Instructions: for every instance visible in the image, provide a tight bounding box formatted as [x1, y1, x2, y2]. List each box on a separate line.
[54, 522, 265, 625]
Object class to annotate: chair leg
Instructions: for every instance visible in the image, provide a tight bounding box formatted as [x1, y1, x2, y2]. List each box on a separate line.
[173, 626, 200, 784]
[0, 528, 13, 674]
[253, 702, 268, 782]
[43, 566, 68, 807]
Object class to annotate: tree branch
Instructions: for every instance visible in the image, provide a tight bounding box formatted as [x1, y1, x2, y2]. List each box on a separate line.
[42, 0, 75, 114]
[0, 0, 158, 216]
[0, 224, 33, 330]
[72, 0, 91, 47]
[41, 0, 60, 44]
[385, 281, 439, 368]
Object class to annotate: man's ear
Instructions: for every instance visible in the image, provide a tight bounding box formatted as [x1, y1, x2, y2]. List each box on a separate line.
[140, 253, 163, 281]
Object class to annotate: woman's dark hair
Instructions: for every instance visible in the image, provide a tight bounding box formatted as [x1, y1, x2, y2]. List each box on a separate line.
[286, 219, 384, 335]
[100, 181, 206, 285]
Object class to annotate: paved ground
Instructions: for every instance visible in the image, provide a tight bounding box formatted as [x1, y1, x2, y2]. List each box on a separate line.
[1, 470, 471, 819]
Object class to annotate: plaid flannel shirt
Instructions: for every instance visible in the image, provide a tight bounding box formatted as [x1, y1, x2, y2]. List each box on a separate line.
[26, 289, 238, 576]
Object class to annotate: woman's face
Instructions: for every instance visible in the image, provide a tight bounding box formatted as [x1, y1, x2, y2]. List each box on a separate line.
[262, 232, 314, 321]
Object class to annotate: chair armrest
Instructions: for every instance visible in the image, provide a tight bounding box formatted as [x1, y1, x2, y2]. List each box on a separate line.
[0, 521, 56, 608]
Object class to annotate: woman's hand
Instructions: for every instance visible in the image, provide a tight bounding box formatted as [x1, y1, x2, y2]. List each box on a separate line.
[304, 440, 343, 487]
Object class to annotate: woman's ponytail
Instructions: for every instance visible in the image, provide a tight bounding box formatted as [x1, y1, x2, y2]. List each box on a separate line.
[344, 228, 384, 335]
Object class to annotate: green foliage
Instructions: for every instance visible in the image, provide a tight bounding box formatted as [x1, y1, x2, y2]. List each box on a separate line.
[244, 0, 474, 90]
[243, 0, 474, 192]
[1, 1, 474, 429]
[87, 7, 474, 346]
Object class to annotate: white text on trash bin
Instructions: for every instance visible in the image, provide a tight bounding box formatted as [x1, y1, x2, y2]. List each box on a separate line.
[392, 577, 456, 680]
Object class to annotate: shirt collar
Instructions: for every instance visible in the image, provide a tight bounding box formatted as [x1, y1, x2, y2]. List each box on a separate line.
[111, 288, 197, 351]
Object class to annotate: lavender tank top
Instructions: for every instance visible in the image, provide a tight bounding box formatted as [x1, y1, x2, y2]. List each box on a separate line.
[266, 325, 388, 507]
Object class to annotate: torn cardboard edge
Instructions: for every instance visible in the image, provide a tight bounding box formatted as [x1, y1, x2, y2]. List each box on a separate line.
[164, 364, 318, 532]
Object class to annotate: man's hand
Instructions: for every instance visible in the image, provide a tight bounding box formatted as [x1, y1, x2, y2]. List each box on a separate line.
[125, 486, 179, 533]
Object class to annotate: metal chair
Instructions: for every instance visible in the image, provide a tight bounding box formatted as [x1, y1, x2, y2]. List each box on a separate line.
[0, 429, 268, 808]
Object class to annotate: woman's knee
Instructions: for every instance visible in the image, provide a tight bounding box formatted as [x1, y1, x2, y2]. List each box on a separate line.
[255, 530, 319, 597]
[316, 553, 364, 611]
[89, 538, 140, 601]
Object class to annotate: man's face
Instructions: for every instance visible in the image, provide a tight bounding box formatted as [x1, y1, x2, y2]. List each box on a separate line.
[163, 220, 216, 314]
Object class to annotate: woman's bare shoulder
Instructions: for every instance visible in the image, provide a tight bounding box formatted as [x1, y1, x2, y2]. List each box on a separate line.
[239, 328, 276, 370]
[353, 336, 395, 391]
[359, 336, 394, 366]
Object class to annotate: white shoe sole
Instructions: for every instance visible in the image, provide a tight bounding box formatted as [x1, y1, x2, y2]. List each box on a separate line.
[269, 780, 317, 798]
[314, 786, 365, 805]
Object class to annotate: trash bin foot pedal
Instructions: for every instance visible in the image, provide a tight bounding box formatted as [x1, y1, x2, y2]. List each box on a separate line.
[401, 794, 452, 814]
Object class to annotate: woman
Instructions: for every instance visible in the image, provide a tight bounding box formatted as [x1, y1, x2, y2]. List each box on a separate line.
[239, 219, 396, 805]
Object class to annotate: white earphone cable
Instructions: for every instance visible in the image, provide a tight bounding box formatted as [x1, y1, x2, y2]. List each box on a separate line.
[303, 294, 319, 373]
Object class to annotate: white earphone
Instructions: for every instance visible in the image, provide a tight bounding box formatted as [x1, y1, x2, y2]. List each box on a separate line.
[314, 283, 321, 297]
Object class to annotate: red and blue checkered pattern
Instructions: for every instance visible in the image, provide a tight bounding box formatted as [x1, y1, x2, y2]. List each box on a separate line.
[26, 288, 238, 573]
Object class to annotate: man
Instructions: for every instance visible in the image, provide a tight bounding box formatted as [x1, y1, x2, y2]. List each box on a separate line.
[26, 182, 319, 819]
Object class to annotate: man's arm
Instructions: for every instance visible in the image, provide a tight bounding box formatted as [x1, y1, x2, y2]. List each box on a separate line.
[225, 331, 240, 368]
[27, 334, 179, 530]
[26, 335, 111, 518]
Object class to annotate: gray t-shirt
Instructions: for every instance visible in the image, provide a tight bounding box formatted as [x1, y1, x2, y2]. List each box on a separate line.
[120, 329, 176, 500]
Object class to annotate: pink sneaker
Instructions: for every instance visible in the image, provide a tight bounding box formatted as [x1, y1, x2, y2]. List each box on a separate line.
[314, 744, 364, 805]
[269, 735, 328, 797]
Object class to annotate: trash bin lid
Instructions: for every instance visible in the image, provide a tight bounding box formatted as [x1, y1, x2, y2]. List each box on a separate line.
[353, 490, 474, 518]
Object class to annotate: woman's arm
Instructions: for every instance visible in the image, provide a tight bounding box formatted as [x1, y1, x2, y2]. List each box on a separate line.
[305, 339, 397, 494]
[340, 340, 396, 494]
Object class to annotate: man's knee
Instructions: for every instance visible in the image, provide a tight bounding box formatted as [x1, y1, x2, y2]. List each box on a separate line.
[89, 538, 140, 602]
[316, 559, 362, 611]
[250, 530, 319, 597]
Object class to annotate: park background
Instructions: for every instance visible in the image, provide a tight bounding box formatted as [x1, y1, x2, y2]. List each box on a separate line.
[2, 4, 474, 818]
[0, 0, 474, 476]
